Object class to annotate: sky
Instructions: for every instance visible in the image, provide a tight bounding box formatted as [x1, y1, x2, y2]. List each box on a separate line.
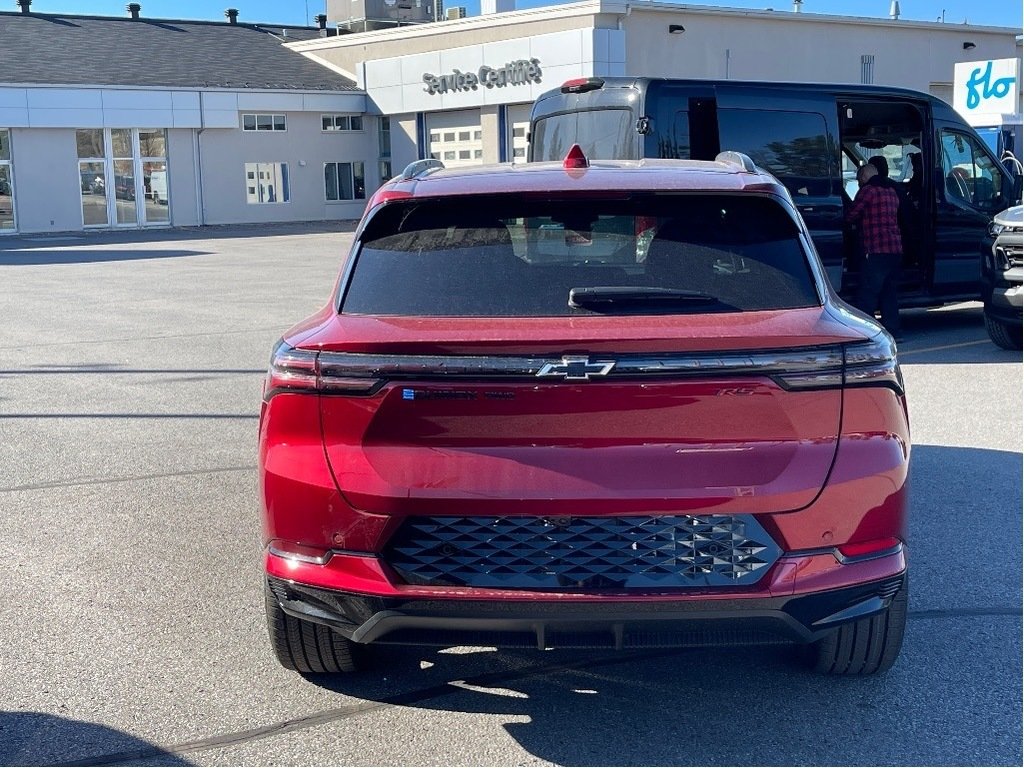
[23, 0, 1024, 28]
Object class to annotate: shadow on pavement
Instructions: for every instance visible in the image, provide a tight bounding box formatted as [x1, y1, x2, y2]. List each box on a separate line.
[295, 443, 1021, 767]
[0, 249, 211, 266]
[0, 711, 192, 766]
[0, 220, 357, 251]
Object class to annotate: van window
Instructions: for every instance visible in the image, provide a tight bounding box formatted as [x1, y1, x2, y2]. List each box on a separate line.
[940, 130, 1004, 212]
[531, 109, 637, 161]
[344, 194, 818, 317]
[718, 110, 831, 198]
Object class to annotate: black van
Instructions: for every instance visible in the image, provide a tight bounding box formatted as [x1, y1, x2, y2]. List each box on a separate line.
[529, 77, 1022, 306]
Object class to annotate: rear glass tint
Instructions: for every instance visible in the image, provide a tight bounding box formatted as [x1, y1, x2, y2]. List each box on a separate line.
[532, 109, 637, 161]
[342, 194, 819, 317]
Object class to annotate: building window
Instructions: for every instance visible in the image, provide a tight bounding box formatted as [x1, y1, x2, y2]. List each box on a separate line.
[378, 116, 392, 187]
[245, 162, 289, 203]
[509, 120, 529, 163]
[0, 129, 13, 231]
[242, 114, 287, 132]
[324, 161, 365, 201]
[428, 121, 484, 168]
[322, 114, 363, 132]
[140, 129, 169, 223]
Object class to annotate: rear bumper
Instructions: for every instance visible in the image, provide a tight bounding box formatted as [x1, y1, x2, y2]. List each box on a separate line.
[265, 548, 907, 649]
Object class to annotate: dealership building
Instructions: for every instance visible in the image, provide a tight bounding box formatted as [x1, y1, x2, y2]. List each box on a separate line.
[0, 0, 1019, 234]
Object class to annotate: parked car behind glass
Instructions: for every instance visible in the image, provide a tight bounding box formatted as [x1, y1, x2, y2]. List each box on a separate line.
[260, 149, 911, 677]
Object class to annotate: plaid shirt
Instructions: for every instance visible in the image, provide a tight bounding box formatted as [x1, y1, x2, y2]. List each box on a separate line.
[846, 181, 903, 255]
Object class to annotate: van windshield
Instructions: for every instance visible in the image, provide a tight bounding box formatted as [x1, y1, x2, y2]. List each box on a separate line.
[343, 194, 820, 317]
[531, 109, 637, 161]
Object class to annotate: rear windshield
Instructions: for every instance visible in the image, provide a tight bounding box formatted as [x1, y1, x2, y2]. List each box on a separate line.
[342, 194, 819, 317]
[531, 109, 637, 161]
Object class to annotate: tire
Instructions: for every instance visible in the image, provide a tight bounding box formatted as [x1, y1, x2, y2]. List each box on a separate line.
[984, 313, 1023, 350]
[264, 583, 360, 674]
[812, 578, 908, 675]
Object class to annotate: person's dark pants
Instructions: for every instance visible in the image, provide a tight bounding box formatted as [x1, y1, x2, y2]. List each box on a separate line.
[855, 252, 902, 335]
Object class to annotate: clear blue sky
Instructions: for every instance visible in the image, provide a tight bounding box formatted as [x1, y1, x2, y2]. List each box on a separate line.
[30, 0, 1023, 28]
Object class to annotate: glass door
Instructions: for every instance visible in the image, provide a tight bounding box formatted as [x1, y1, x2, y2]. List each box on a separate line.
[0, 129, 14, 231]
[111, 129, 137, 226]
[77, 129, 108, 227]
[76, 128, 170, 228]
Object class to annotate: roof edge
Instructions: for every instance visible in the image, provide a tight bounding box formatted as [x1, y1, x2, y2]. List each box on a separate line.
[286, 0, 1019, 50]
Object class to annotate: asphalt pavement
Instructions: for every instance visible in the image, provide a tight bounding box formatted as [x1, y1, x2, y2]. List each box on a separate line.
[0, 224, 1020, 767]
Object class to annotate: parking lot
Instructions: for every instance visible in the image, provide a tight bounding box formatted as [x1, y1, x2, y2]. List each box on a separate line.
[0, 224, 1020, 767]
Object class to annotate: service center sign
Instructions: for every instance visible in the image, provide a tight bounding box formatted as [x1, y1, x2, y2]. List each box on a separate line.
[954, 58, 1021, 117]
[423, 58, 542, 95]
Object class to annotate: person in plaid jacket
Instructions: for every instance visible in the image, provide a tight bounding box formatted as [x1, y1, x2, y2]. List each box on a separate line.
[846, 163, 903, 336]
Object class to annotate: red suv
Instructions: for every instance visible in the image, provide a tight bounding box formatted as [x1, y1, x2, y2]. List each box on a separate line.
[260, 149, 910, 676]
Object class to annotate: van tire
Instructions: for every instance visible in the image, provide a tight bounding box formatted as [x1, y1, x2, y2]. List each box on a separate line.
[812, 578, 908, 675]
[265, 584, 360, 674]
[984, 313, 1023, 350]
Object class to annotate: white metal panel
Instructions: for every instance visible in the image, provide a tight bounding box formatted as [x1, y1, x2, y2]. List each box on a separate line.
[172, 91, 201, 110]
[401, 51, 441, 92]
[301, 92, 366, 112]
[101, 89, 174, 110]
[236, 92, 305, 112]
[0, 88, 28, 109]
[368, 85, 406, 116]
[102, 109, 176, 128]
[202, 109, 241, 129]
[201, 91, 239, 111]
[26, 89, 103, 109]
[529, 29, 586, 68]
[0, 107, 29, 127]
[480, 39, 524, 71]
[171, 110, 203, 128]
[367, 57, 405, 89]
[29, 108, 104, 128]
[440, 45, 484, 76]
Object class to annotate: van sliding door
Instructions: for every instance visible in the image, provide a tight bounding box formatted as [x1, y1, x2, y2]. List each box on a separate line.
[644, 82, 719, 161]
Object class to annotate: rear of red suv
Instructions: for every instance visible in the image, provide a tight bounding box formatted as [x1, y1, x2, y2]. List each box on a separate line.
[260, 153, 909, 676]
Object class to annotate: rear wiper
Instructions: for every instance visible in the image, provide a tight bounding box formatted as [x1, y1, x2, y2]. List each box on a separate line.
[568, 286, 717, 311]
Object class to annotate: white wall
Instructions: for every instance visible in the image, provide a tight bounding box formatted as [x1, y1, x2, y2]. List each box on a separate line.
[623, 9, 1018, 96]
[198, 111, 379, 225]
[9, 128, 83, 233]
[167, 128, 199, 227]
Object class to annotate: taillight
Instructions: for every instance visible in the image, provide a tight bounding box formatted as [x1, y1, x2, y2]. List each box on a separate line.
[561, 77, 604, 93]
[837, 536, 902, 562]
[263, 341, 384, 401]
[264, 340, 317, 400]
[844, 334, 904, 394]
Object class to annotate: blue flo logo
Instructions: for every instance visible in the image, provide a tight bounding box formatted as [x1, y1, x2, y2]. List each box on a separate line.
[965, 61, 1016, 110]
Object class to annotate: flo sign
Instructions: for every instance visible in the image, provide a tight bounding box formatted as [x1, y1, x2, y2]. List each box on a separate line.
[954, 58, 1020, 118]
[423, 58, 542, 95]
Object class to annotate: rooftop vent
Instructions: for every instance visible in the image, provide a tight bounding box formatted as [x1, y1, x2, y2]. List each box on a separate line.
[16, 0, 31, 14]
[224, 7, 239, 24]
[126, 2, 141, 19]
[315, 13, 327, 28]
